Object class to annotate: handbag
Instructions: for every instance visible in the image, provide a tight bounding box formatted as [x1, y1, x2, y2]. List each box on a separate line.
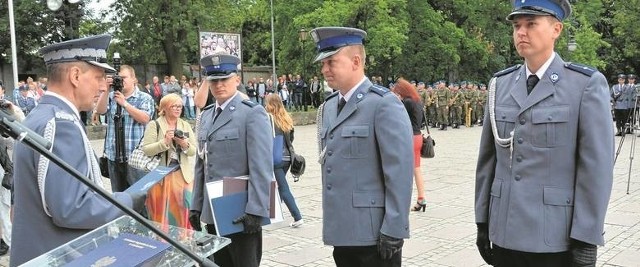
[284, 128, 305, 181]
[420, 126, 435, 158]
[99, 155, 110, 178]
[129, 120, 162, 172]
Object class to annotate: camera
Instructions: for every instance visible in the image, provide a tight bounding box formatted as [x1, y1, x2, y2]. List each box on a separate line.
[0, 99, 11, 109]
[111, 52, 124, 92]
[174, 129, 188, 139]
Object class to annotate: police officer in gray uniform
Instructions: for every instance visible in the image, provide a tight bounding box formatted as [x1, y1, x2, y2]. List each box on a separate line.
[475, 1, 614, 266]
[625, 74, 637, 133]
[612, 74, 628, 135]
[10, 35, 145, 266]
[190, 54, 273, 267]
[313, 27, 414, 267]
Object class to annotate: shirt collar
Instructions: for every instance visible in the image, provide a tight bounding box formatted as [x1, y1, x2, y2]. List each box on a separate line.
[45, 91, 80, 119]
[216, 92, 239, 111]
[525, 52, 556, 79]
[339, 76, 367, 102]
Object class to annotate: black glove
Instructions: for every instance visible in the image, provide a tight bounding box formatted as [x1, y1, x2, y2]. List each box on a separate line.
[570, 239, 597, 267]
[128, 192, 147, 214]
[476, 223, 493, 265]
[232, 213, 262, 234]
[377, 233, 404, 260]
[189, 210, 202, 231]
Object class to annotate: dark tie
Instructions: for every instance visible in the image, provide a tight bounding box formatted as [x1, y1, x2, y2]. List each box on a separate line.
[213, 107, 223, 122]
[337, 97, 347, 114]
[526, 75, 539, 95]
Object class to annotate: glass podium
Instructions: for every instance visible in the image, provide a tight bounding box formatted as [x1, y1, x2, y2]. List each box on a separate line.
[23, 215, 231, 267]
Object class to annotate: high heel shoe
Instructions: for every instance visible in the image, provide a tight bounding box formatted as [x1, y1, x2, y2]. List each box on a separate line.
[411, 199, 427, 212]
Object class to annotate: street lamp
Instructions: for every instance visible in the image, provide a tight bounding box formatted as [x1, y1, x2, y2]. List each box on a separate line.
[46, 0, 81, 11]
[47, 0, 82, 40]
[298, 28, 309, 111]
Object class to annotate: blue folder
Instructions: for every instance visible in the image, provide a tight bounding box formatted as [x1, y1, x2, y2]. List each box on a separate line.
[210, 191, 271, 236]
[64, 233, 171, 267]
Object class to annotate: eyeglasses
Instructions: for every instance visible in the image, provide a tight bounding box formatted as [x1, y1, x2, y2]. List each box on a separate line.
[170, 105, 183, 109]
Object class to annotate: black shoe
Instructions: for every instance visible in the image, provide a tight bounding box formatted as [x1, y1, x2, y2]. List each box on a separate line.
[0, 239, 9, 256]
[616, 132, 623, 136]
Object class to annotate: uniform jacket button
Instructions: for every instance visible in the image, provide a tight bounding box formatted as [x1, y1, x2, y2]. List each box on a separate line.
[516, 156, 523, 162]
[370, 199, 376, 204]
[330, 134, 334, 139]
[515, 175, 522, 181]
[517, 138, 524, 144]
[327, 151, 333, 156]
[327, 184, 332, 190]
[520, 119, 526, 125]
[327, 167, 332, 174]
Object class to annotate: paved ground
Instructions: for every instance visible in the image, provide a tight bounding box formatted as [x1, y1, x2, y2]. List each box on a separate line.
[3, 123, 640, 266]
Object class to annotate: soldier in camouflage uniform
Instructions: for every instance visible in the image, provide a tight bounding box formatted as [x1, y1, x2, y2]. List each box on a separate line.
[449, 83, 464, 128]
[416, 81, 428, 128]
[464, 82, 479, 127]
[423, 83, 437, 127]
[435, 81, 450, 130]
[476, 83, 487, 126]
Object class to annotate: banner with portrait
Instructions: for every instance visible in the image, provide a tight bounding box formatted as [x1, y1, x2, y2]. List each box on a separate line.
[199, 31, 241, 64]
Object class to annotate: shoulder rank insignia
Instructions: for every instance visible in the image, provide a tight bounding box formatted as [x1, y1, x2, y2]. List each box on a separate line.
[325, 91, 339, 101]
[241, 99, 259, 107]
[202, 103, 215, 111]
[564, 62, 596, 77]
[54, 111, 76, 121]
[493, 64, 522, 77]
[369, 85, 390, 96]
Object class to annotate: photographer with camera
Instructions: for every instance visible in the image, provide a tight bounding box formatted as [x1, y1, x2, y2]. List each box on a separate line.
[138, 94, 195, 229]
[96, 64, 155, 192]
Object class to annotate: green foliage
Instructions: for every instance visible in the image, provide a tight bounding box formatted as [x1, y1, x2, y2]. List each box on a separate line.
[0, 0, 87, 70]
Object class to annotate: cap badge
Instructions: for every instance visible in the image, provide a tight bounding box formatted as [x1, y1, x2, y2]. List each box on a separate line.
[211, 56, 220, 66]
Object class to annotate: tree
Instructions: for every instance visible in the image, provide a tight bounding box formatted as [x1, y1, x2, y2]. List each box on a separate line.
[109, 0, 244, 78]
[0, 1, 87, 72]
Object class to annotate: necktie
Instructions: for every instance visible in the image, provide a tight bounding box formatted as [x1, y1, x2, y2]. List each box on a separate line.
[337, 97, 347, 114]
[213, 107, 223, 122]
[526, 75, 539, 95]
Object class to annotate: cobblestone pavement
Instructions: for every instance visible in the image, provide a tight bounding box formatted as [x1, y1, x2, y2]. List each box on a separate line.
[2, 123, 640, 266]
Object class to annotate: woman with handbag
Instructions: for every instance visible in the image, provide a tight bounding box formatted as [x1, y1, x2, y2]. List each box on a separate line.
[265, 94, 304, 228]
[393, 79, 427, 212]
[140, 94, 196, 229]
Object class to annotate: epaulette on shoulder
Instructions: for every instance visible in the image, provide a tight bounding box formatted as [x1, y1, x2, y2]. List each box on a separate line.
[325, 91, 339, 101]
[54, 111, 75, 122]
[242, 99, 259, 107]
[493, 64, 521, 77]
[564, 62, 596, 77]
[369, 85, 390, 96]
[202, 103, 215, 111]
